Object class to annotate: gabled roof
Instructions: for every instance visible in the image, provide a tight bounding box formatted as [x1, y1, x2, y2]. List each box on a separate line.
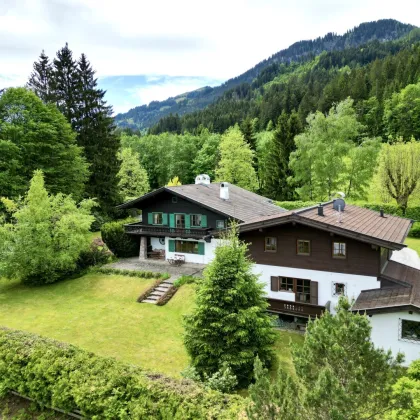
[352, 261, 420, 313]
[239, 201, 413, 250]
[117, 183, 285, 223]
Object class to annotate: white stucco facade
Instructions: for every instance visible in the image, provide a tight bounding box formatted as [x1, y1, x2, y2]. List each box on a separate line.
[148, 236, 220, 264]
[253, 263, 380, 314]
[369, 311, 420, 366]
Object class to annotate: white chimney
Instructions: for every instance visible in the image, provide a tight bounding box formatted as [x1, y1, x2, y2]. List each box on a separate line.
[220, 182, 229, 200]
[195, 174, 211, 185]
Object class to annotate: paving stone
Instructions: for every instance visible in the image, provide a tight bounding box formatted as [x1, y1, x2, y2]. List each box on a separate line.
[142, 299, 157, 304]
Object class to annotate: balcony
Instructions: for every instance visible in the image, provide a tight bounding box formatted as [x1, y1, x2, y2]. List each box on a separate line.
[125, 223, 211, 239]
[267, 298, 325, 318]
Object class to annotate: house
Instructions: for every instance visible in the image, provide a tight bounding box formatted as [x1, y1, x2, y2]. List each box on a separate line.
[118, 178, 420, 365]
[239, 200, 420, 365]
[116, 175, 284, 264]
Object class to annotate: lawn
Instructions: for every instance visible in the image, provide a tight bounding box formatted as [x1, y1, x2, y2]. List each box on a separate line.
[406, 237, 420, 256]
[0, 273, 301, 379]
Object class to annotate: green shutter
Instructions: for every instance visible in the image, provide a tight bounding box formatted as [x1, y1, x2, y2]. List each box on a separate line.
[148, 213, 153, 224]
[162, 213, 168, 225]
[169, 214, 175, 228]
[198, 242, 205, 255]
[185, 215, 191, 229]
[169, 240, 175, 252]
[201, 215, 207, 228]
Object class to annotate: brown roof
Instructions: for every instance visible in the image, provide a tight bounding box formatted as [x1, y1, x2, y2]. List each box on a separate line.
[239, 202, 413, 250]
[117, 183, 285, 223]
[352, 261, 420, 312]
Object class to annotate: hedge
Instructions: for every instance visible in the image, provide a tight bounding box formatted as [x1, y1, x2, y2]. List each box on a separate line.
[97, 267, 169, 280]
[0, 328, 245, 420]
[101, 218, 139, 258]
[276, 201, 420, 237]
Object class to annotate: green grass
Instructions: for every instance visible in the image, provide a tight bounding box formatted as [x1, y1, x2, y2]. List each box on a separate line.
[272, 330, 304, 376]
[406, 237, 420, 256]
[0, 273, 195, 377]
[88, 231, 101, 242]
[0, 273, 302, 379]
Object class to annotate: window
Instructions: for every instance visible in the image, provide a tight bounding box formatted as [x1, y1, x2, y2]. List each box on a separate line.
[280, 277, 294, 292]
[270, 277, 311, 301]
[333, 242, 346, 258]
[400, 319, 420, 343]
[296, 279, 311, 303]
[297, 240, 310, 255]
[265, 237, 277, 252]
[172, 196, 178, 203]
[175, 214, 185, 228]
[153, 213, 163, 225]
[332, 282, 346, 296]
[175, 240, 199, 254]
[216, 220, 226, 229]
[190, 214, 202, 227]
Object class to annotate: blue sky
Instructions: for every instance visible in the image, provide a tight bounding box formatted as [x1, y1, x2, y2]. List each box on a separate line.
[1, 0, 420, 114]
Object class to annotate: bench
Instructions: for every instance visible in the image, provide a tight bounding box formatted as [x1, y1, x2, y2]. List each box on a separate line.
[168, 254, 185, 266]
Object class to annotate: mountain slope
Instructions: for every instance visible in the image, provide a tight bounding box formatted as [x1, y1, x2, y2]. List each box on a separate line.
[114, 19, 415, 130]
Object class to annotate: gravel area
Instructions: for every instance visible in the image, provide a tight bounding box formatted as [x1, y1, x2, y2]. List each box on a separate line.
[107, 257, 205, 278]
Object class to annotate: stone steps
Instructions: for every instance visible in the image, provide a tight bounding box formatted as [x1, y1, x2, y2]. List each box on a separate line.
[141, 278, 177, 304]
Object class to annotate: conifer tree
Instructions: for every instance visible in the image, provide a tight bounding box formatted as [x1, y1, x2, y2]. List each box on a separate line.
[75, 53, 121, 214]
[27, 50, 55, 103]
[52, 43, 79, 125]
[183, 226, 276, 388]
[263, 111, 301, 200]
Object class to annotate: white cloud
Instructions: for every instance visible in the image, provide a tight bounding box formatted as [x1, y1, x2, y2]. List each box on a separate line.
[0, 0, 419, 103]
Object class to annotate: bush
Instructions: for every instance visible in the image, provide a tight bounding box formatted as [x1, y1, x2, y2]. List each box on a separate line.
[173, 275, 196, 288]
[409, 222, 420, 238]
[0, 328, 244, 419]
[77, 242, 111, 270]
[96, 267, 169, 280]
[100, 218, 139, 258]
[276, 201, 318, 210]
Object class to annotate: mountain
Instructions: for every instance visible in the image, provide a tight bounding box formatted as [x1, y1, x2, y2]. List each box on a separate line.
[114, 19, 416, 131]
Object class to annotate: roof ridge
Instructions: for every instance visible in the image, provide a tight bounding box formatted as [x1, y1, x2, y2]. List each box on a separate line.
[292, 200, 334, 215]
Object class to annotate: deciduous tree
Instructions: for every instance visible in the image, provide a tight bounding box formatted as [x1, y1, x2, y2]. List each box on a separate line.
[0, 171, 95, 285]
[216, 125, 258, 191]
[117, 148, 150, 202]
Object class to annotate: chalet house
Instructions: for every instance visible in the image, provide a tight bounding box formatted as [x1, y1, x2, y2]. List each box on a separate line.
[118, 177, 420, 365]
[117, 174, 284, 264]
[239, 199, 420, 365]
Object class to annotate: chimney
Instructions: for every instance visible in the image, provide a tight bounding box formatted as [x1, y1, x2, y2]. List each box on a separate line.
[195, 174, 211, 185]
[220, 182, 229, 200]
[380, 208, 384, 217]
[318, 203, 324, 216]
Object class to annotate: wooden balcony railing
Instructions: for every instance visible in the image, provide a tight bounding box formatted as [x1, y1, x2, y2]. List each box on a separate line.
[267, 298, 324, 318]
[125, 223, 210, 238]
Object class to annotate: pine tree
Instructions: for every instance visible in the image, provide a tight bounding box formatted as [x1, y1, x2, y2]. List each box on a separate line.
[27, 50, 55, 103]
[183, 226, 276, 388]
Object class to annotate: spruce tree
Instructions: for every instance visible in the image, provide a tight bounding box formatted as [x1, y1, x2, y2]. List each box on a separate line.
[52, 43, 79, 125]
[183, 226, 276, 388]
[27, 50, 55, 103]
[263, 111, 301, 200]
[75, 53, 121, 214]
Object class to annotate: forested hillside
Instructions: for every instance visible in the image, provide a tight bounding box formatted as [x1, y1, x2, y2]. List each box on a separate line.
[115, 19, 414, 131]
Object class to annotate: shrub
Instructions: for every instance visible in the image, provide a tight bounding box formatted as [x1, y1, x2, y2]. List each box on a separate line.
[96, 267, 169, 280]
[0, 328, 244, 419]
[173, 275, 196, 288]
[77, 242, 111, 270]
[409, 222, 420, 238]
[100, 218, 139, 258]
[276, 201, 318, 210]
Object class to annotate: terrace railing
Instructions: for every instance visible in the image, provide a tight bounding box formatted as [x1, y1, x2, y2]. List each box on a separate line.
[125, 223, 210, 239]
[267, 298, 324, 318]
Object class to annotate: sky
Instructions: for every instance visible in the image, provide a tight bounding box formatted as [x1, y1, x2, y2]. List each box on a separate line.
[1, 0, 420, 113]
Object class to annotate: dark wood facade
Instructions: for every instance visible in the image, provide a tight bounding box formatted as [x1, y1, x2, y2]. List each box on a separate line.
[240, 223, 381, 277]
[267, 298, 325, 318]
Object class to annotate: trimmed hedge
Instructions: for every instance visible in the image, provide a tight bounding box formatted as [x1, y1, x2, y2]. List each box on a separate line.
[97, 266, 169, 280]
[101, 218, 139, 258]
[0, 328, 245, 419]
